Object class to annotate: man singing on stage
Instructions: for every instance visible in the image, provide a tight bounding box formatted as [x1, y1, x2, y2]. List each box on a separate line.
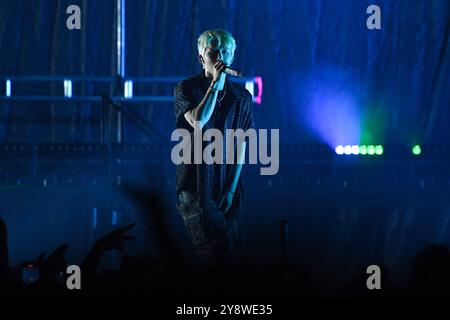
[174, 29, 254, 266]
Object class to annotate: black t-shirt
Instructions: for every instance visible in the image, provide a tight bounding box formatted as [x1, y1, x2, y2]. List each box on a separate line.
[174, 71, 254, 213]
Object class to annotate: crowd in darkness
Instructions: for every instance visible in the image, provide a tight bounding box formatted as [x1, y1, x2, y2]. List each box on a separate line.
[1, 187, 450, 300]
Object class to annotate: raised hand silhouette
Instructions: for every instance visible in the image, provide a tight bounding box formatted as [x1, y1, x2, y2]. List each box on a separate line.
[91, 223, 136, 253]
[37, 244, 70, 280]
[82, 223, 136, 287]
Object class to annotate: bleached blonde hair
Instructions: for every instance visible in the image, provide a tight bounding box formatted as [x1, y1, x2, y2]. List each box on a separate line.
[197, 29, 236, 56]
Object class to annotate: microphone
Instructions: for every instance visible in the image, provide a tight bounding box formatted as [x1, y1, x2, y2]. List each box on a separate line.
[224, 67, 243, 77]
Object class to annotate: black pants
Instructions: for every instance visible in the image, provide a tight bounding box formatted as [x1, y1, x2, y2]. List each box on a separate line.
[177, 191, 240, 266]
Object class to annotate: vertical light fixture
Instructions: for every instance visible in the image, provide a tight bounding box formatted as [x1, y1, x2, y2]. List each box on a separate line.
[116, 0, 125, 143]
[111, 210, 118, 225]
[124, 80, 133, 98]
[91, 207, 98, 229]
[64, 79, 72, 98]
[117, 0, 125, 77]
[254, 76, 263, 104]
[6, 79, 11, 97]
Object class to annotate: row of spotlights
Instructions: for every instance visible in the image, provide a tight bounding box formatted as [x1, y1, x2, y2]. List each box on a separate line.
[335, 145, 383, 155]
[335, 145, 423, 156]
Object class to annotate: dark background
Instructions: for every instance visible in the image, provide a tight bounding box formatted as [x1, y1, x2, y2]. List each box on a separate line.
[0, 0, 449, 292]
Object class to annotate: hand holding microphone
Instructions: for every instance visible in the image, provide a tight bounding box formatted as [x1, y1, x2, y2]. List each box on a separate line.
[211, 59, 243, 91]
[211, 59, 227, 91]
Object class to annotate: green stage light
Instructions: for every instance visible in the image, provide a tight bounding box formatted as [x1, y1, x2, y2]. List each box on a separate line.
[367, 145, 375, 155]
[375, 145, 383, 155]
[412, 145, 421, 155]
[360, 145, 367, 155]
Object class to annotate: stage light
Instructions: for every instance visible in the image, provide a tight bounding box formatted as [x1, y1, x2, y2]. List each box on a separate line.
[344, 145, 352, 155]
[254, 76, 263, 104]
[375, 145, 383, 155]
[360, 145, 367, 155]
[412, 145, 421, 155]
[111, 210, 118, 225]
[335, 144, 384, 156]
[6, 79, 11, 97]
[335, 145, 344, 154]
[124, 80, 133, 98]
[64, 79, 72, 98]
[91, 207, 98, 229]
